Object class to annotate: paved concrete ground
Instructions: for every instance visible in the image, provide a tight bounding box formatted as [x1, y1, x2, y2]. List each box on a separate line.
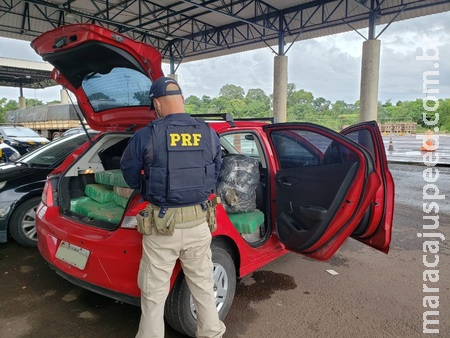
[383, 133, 450, 165]
[1, 163, 449, 337]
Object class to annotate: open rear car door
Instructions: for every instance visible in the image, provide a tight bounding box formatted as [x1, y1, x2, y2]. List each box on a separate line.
[341, 121, 394, 253]
[264, 123, 389, 260]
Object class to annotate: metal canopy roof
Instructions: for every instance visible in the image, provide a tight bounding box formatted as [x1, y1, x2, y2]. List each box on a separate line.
[0, 57, 55, 89]
[1, 0, 449, 68]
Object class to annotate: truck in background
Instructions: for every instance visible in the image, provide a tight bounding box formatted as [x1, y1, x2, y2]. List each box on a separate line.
[6, 103, 84, 140]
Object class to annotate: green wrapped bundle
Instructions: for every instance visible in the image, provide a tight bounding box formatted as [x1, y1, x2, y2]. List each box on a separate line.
[94, 169, 129, 188]
[227, 210, 264, 234]
[94, 171, 113, 185]
[88, 206, 125, 223]
[113, 193, 128, 208]
[71, 196, 117, 216]
[70, 196, 92, 213]
[85, 183, 115, 203]
[107, 169, 130, 187]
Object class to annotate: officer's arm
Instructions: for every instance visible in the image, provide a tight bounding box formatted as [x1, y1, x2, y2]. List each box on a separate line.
[120, 133, 147, 190]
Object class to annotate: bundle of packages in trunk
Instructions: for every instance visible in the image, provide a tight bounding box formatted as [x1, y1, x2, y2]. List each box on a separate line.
[216, 155, 259, 213]
[95, 169, 130, 187]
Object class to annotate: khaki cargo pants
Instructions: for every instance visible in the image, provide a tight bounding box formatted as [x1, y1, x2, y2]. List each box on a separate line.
[135, 219, 226, 338]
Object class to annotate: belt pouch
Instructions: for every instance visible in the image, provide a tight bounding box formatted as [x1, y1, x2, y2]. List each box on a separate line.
[136, 205, 154, 235]
[154, 208, 178, 236]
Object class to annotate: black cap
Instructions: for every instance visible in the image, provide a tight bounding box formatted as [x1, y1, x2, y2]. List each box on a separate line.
[149, 77, 182, 109]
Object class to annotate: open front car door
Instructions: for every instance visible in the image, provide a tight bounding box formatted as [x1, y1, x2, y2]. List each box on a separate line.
[341, 121, 394, 253]
[264, 123, 389, 261]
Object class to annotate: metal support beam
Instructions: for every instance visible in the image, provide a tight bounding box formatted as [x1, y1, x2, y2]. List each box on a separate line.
[368, 0, 376, 40]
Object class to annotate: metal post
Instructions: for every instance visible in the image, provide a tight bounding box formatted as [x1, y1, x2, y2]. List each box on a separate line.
[18, 80, 26, 108]
[170, 45, 175, 75]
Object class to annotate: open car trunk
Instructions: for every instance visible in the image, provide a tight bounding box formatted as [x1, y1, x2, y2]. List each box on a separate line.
[57, 133, 133, 230]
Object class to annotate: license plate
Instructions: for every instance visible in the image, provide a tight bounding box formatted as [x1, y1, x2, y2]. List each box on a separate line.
[55, 241, 90, 270]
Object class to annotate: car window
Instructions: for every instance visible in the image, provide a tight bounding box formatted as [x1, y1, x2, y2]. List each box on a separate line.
[343, 129, 376, 163]
[270, 129, 359, 168]
[221, 133, 258, 157]
[82, 67, 152, 112]
[220, 132, 267, 168]
[16, 133, 93, 167]
[1, 127, 41, 137]
[271, 131, 322, 168]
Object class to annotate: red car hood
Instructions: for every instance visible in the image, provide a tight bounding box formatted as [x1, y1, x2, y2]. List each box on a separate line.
[31, 24, 164, 132]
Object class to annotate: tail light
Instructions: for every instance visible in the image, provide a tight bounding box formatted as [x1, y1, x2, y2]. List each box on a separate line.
[121, 215, 138, 229]
[41, 179, 53, 206]
[42, 176, 59, 207]
[120, 196, 148, 229]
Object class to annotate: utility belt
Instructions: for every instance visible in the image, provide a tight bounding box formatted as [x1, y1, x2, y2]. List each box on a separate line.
[136, 196, 221, 236]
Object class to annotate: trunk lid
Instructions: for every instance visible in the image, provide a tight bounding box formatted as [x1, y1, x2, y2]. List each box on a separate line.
[31, 24, 164, 132]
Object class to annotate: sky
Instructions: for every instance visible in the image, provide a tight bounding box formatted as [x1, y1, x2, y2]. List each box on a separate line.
[0, 11, 448, 105]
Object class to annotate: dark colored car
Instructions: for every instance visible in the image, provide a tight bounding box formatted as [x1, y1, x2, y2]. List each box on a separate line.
[0, 131, 98, 247]
[58, 126, 91, 138]
[0, 125, 50, 155]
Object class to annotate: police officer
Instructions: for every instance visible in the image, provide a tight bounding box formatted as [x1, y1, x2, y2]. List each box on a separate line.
[120, 77, 225, 338]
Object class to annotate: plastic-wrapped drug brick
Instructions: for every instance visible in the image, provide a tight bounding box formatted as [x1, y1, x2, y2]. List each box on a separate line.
[216, 155, 259, 213]
[88, 206, 125, 223]
[85, 183, 115, 203]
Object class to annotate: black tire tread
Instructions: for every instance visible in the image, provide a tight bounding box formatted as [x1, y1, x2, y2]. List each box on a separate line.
[9, 196, 41, 247]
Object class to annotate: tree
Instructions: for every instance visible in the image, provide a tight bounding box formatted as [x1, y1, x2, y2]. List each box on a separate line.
[47, 100, 62, 105]
[26, 98, 44, 107]
[219, 84, 244, 100]
[133, 91, 151, 105]
[246, 88, 270, 104]
[89, 92, 111, 101]
[202, 95, 212, 104]
[0, 98, 19, 123]
[313, 97, 331, 112]
[185, 95, 208, 114]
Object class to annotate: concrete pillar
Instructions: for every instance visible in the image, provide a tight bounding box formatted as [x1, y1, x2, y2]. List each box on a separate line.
[273, 55, 288, 123]
[359, 39, 381, 122]
[18, 96, 26, 108]
[167, 73, 178, 82]
[60, 88, 69, 104]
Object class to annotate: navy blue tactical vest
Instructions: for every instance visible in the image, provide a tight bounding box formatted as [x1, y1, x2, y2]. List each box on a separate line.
[146, 115, 216, 207]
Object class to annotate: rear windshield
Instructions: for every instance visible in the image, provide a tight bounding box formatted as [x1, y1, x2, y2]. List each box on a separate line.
[82, 67, 152, 112]
[2, 127, 41, 137]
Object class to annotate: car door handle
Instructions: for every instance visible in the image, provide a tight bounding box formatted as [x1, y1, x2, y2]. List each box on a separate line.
[278, 177, 298, 186]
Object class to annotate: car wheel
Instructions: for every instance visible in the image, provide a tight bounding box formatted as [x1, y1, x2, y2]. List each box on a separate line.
[9, 197, 41, 247]
[165, 245, 236, 337]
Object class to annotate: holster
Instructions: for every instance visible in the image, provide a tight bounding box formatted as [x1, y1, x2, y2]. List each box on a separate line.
[136, 205, 154, 236]
[206, 195, 221, 233]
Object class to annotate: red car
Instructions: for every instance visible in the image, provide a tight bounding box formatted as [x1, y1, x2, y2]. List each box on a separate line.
[32, 24, 394, 337]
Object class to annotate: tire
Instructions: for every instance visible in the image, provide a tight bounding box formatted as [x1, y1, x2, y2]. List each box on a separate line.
[165, 245, 236, 337]
[9, 197, 41, 247]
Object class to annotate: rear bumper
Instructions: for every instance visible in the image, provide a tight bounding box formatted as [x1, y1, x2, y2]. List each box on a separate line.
[36, 203, 143, 299]
[47, 261, 140, 306]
